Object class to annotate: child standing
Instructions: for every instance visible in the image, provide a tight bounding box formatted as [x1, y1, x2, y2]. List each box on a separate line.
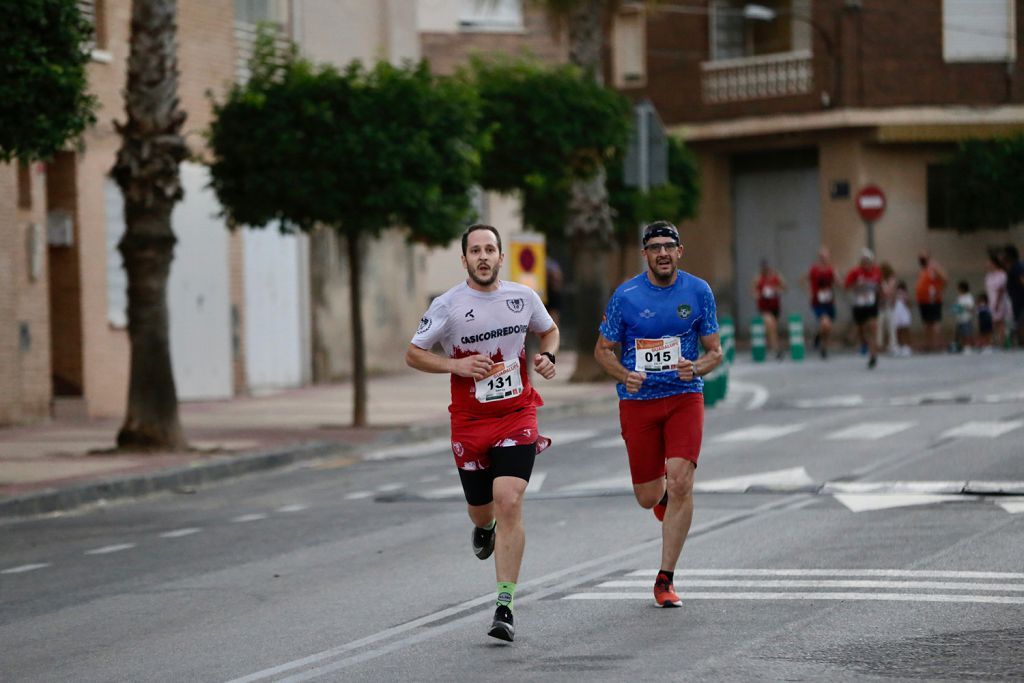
[953, 281, 975, 352]
[977, 292, 993, 351]
[893, 281, 913, 356]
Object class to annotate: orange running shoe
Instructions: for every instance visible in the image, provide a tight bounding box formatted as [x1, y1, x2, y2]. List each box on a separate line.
[653, 572, 682, 608]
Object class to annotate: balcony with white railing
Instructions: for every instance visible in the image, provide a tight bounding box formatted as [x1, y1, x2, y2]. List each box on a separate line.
[701, 50, 813, 104]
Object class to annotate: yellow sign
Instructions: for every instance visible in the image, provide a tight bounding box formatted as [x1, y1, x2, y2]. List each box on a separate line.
[508, 235, 547, 302]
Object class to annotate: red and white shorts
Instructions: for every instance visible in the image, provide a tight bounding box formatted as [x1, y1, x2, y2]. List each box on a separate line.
[618, 392, 704, 484]
[450, 407, 550, 471]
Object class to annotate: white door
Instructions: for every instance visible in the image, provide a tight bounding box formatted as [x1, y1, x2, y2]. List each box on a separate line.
[733, 156, 822, 329]
[243, 226, 309, 391]
[168, 163, 233, 400]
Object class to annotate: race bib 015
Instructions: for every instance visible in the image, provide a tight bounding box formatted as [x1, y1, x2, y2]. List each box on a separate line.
[635, 337, 681, 373]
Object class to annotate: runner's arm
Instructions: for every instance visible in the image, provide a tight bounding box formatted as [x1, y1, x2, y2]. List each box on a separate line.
[405, 344, 492, 380]
[594, 334, 645, 393]
[695, 333, 723, 377]
[532, 324, 560, 380]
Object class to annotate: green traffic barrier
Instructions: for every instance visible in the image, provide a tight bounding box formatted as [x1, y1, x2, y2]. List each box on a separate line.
[788, 313, 805, 361]
[751, 316, 766, 363]
[720, 315, 735, 365]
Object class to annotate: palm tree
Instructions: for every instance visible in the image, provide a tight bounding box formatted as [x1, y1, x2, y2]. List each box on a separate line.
[111, 0, 188, 450]
[536, 0, 619, 381]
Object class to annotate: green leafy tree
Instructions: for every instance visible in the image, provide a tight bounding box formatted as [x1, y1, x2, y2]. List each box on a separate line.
[208, 34, 483, 426]
[946, 136, 1024, 231]
[471, 56, 630, 236]
[0, 0, 96, 161]
[607, 136, 701, 276]
[111, 0, 189, 451]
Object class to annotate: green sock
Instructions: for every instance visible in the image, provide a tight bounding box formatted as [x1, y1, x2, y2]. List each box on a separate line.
[496, 581, 516, 611]
[483, 519, 496, 531]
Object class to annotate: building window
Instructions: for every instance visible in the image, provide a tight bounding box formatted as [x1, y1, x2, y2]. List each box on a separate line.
[943, 0, 1016, 63]
[234, 0, 289, 83]
[927, 162, 1012, 231]
[613, 5, 646, 88]
[459, 0, 523, 31]
[709, 0, 812, 61]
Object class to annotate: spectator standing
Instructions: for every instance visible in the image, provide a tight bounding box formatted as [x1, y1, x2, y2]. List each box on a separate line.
[915, 251, 947, 352]
[803, 246, 836, 359]
[844, 248, 882, 369]
[953, 281, 975, 353]
[752, 261, 786, 360]
[977, 292, 994, 350]
[1003, 244, 1024, 347]
[985, 250, 1010, 349]
[893, 281, 913, 356]
[878, 262, 898, 356]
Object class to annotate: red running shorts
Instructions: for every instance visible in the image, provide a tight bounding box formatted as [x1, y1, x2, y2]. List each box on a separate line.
[450, 407, 550, 472]
[618, 392, 704, 484]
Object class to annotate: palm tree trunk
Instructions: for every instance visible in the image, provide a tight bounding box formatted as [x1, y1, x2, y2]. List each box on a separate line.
[565, 0, 614, 382]
[346, 232, 368, 427]
[112, 0, 188, 451]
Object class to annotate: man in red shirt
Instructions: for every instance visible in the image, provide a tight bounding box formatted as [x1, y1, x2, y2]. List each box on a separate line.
[803, 246, 836, 359]
[844, 248, 883, 369]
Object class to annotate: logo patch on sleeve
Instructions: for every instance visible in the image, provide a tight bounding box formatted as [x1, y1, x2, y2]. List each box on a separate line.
[417, 317, 432, 333]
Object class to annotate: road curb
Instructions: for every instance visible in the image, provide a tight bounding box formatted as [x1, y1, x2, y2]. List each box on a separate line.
[0, 394, 616, 521]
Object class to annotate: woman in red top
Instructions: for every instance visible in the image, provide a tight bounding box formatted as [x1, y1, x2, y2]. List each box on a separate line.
[915, 251, 947, 352]
[752, 260, 787, 360]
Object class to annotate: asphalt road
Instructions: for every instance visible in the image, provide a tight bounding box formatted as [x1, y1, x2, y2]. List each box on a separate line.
[2, 350, 1023, 682]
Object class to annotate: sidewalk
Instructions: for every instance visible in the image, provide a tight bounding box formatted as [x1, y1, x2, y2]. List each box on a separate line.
[0, 353, 616, 519]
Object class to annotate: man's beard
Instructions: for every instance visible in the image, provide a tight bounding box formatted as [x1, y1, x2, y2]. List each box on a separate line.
[649, 258, 676, 284]
[467, 264, 499, 287]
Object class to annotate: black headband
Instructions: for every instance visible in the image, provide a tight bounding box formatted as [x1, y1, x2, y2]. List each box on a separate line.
[642, 223, 679, 246]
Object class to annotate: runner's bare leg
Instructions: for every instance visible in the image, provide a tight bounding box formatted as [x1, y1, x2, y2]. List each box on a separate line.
[660, 459, 696, 571]
[492, 476, 528, 582]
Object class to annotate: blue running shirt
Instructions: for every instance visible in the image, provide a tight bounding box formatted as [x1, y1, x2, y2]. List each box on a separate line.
[599, 271, 719, 401]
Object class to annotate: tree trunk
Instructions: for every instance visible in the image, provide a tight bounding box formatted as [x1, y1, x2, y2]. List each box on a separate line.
[346, 232, 368, 427]
[111, 0, 188, 451]
[566, 0, 614, 382]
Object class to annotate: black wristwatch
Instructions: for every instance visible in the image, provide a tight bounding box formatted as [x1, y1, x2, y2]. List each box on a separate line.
[540, 351, 556, 365]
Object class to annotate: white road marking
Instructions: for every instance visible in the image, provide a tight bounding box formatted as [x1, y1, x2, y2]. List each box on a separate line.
[85, 543, 135, 555]
[276, 504, 308, 513]
[598, 579, 1024, 591]
[627, 568, 1024, 579]
[941, 420, 1024, 439]
[791, 395, 864, 408]
[525, 472, 547, 494]
[564, 591, 1024, 605]
[728, 380, 769, 409]
[590, 436, 625, 449]
[545, 429, 599, 446]
[375, 483, 404, 493]
[834, 493, 959, 512]
[418, 475, 440, 483]
[362, 438, 451, 461]
[344, 491, 373, 500]
[696, 467, 814, 493]
[713, 424, 805, 443]
[823, 481, 966, 494]
[231, 513, 268, 523]
[998, 501, 1024, 514]
[420, 485, 464, 500]
[826, 421, 914, 440]
[2, 563, 51, 574]
[159, 528, 201, 538]
[558, 475, 632, 493]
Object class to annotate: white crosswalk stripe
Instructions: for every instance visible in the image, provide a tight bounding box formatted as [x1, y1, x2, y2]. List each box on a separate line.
[564, 568, 1024, 605]
[940, 420, 1024, 439]
[713, 424, 805, 443]
[826, 421, 914, 440]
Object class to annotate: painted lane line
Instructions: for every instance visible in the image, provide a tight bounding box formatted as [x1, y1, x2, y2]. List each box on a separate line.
[375, 483, 404, 493]
[420, 485, 464, 499]
[940, 420, 1024, 439]
[525, 471, 547, 494]
[159, 528, 202, 539]
[2, 563, 51, 574]
[728, 380, 770, 410]
[826, 421, 914, 440]
[834, 493, 961, 512]
[231, 513, 268, 523]
[590, 436, 625, 449]
[564, 591, 1024, 605]
[544, 429, 599, 446]
[626, 568, 1024, 579]
[85, 543, 136, 555]
[225, 495, 802, 683]
[362, 438, 451, 461]
[344, 491, 373, 500]
[598, 579, 1024, 591]
[791, 395, 864, 409]
[696, 467, 814, 493]
[276, 504, 308, 513]
[417, 475, 440, 483]
[557, 475, 632, 493]
[998, 501, 1024, 514]
[713, 424, 805, 443]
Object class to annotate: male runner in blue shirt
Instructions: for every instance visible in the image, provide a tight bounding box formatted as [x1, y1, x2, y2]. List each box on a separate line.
[594, 220, 723, 608]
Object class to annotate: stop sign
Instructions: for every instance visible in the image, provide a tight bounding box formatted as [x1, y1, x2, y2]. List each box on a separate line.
[855, 185, 886, 222]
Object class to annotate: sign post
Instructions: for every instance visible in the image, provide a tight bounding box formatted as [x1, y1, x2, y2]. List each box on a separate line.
[855, 184, 886, 252]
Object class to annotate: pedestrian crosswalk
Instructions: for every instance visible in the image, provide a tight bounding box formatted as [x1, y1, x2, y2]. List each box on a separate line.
[562, 568, 1024, 605]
